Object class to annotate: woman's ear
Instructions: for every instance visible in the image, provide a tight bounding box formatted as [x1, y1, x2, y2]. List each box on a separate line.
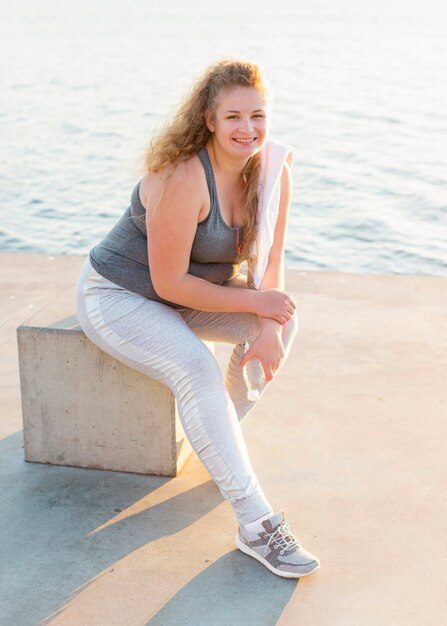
[205, 110, 215, 133]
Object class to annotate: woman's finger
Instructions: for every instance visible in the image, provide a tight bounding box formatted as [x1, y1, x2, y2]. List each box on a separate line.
[265, 371, 273, 382]
[239, 351, 252, 368]
[284, 292, 296, 307]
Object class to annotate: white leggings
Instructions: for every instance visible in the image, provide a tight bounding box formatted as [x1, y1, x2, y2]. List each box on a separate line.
[75, 257, 299, 525]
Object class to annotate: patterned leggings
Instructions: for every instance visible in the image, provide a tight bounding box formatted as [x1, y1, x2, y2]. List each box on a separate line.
[75, 257, 299, 525]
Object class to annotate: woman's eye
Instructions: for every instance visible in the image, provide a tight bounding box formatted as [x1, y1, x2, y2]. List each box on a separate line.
[227, 114, 265, 119]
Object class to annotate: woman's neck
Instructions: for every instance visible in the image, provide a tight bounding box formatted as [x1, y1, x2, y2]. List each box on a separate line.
[205, 139, 248, 182]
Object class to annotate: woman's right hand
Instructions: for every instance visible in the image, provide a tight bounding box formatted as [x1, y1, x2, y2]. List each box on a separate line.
[254, 288, 297, 325]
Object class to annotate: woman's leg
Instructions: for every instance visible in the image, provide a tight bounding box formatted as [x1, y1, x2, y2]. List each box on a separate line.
[178, 295, 299, 423]
[75, 258, 273, 526]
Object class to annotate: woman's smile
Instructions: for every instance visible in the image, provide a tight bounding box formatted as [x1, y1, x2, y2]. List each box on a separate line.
[233, 137, 257, 144]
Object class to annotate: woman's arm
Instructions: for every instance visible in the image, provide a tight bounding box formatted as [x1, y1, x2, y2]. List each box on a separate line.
[239, 159, 295, 379]
[143, 158, 295, 324]
[258, 159, 293, 333]
[259, 158, 292, 292]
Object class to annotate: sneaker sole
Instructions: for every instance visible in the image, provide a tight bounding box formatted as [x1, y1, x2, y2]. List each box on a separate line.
[235, 533, 321, 579]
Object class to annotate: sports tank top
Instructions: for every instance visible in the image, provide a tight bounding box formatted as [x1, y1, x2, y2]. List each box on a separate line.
[88, 146, 245, 309]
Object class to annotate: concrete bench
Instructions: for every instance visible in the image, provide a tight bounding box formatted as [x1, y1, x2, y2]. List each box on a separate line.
[16, 288, 214, 476]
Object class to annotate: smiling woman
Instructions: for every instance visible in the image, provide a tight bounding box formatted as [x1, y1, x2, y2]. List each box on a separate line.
[75, 58, 320, 580]
[203, 87, 268, 226]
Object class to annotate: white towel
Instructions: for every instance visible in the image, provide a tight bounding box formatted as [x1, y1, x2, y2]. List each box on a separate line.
[247, 139, 295, 289]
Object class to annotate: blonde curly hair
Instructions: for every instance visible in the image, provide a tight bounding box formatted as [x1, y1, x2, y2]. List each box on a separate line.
[140, 58, 271, 262]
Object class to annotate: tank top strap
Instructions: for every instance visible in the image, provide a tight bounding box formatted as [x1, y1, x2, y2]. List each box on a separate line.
[196, 147, 218, 208]
[130, 179, 144, 214]
[128, 179, 147, 234]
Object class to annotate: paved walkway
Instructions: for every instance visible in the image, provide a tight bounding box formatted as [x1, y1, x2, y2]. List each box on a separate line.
[1, 252, 446, 625]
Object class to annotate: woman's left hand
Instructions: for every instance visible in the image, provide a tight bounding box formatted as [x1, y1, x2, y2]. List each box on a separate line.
[238, 320, 285, 382]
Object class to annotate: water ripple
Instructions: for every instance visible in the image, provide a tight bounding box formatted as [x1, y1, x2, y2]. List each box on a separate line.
[0, 0, 446, 276]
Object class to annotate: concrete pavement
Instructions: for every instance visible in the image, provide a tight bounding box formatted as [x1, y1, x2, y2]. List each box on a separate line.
[1, 252, 446, 626]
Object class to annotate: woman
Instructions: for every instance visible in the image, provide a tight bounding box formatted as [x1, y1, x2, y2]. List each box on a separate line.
[75, 58, 320, 578]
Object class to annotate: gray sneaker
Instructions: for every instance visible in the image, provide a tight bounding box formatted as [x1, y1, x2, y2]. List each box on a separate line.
[235, 510, 321, 578]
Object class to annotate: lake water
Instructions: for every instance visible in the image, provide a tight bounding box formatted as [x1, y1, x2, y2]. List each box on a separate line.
[1, 0, 446, 276]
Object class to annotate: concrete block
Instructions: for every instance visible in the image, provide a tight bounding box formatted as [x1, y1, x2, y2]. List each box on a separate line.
[16, 288, 214, 476]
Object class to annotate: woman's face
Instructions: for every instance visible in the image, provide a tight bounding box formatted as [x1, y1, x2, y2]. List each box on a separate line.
[206, 86, 270, 159]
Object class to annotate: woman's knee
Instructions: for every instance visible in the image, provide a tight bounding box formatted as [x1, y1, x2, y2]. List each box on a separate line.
[242, 312, 261, 344]
[282, 309, 299, 343]
[245, 309, 298, 345]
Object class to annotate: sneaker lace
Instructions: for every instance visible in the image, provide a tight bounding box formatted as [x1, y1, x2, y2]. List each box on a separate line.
[265, 522, 300, 555]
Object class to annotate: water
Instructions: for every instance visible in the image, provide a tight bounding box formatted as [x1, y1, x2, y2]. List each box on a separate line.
[1, 0, 446, 276]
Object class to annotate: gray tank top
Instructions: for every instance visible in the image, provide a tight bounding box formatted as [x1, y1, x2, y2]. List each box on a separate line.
[89, 146, 245, 309]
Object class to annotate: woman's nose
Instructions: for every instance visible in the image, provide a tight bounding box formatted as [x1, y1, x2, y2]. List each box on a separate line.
[238, 117, 254, 133]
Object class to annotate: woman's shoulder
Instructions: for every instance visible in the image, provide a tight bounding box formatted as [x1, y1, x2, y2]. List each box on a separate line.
[139, 152, 205, 211]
